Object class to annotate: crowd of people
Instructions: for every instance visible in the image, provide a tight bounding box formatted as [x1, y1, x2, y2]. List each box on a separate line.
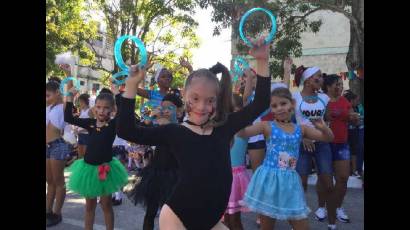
[46, 37, 364, 230]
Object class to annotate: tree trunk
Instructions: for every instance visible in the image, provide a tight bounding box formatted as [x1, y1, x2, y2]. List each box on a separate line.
[346, 0, 364, 104]
[230, 4, 244, 69]
[130, 19, 137, 64]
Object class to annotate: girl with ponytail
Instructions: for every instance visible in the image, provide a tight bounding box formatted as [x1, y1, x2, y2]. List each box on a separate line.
[117, 37, 271, 230]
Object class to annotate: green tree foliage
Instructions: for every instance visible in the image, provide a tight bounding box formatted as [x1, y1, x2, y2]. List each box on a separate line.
[46, 0, 99, 78]
[93, 0, 200, 89]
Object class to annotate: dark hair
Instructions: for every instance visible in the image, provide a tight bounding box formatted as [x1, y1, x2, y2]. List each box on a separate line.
[95, 93, 115, 107]
[162, 93, 183, 108]
[48, 76, 61, 84]
[322, 74, 340, 93]
[294, 65, 307, 87]
[271, 87, 293, 102]
[232, 93, 243, 111]
[343, 90, 358, 102]
[99, 88, 113, 95]
[169, 88, 181, 98]
[184, 62, 232, 127]
[46, 81, 60, 92]
[159, 68, 173, 80]
[78, 93, 90, 106]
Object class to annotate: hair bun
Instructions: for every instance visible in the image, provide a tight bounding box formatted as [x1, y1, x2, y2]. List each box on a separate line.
[209, 62, 228, 75]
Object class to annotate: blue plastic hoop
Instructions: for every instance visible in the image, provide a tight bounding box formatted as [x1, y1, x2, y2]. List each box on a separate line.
[111, 70, 129, 86]
[234, 56, 250, 75]
[60, 77, 80, 96]
[231, 74, 239, 83]
[112, 35, 148, 85]
[299, 95, 327, 120]
[239, 7, 277, 47]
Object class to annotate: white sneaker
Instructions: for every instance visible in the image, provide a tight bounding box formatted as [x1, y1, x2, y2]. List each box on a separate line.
[314, 207, 327, 222]
[328, 224, 337, 230]
[336, 207, 350, 223]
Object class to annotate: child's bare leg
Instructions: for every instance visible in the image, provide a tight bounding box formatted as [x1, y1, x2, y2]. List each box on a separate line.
[100, 195, 114, 230]
[289, 218, 309, 230]
[84, 198, 97, 230]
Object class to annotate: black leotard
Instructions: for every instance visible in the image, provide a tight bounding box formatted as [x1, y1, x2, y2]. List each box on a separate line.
[64, 94, 121, 165]
[117, 76, 270, 229]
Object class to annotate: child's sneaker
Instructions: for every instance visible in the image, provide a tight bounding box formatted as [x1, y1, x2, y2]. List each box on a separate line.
[328, 224, 337, 230]
[336, 207, 350, 223]
[314, 207, 327, 222]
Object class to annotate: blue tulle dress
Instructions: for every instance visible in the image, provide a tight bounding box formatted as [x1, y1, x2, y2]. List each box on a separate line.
[242, 122, 310, 220]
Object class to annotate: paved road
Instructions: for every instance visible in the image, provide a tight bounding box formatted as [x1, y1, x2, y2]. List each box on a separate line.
[47, 172, 363, 230]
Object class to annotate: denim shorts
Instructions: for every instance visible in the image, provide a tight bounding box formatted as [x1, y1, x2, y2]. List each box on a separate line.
[296, 141, 333, 175]
[46, 138, 72, 161]
[77, 133, 89, 145]
[330, 143, 350, 161]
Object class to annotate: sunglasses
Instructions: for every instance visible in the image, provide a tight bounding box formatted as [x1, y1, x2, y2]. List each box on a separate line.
[160, 105, 176, 112]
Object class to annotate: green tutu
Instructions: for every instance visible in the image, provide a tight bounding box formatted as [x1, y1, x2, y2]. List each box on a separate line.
[67, 158, 128, 198]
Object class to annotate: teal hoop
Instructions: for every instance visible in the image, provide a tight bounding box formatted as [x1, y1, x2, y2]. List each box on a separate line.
[239, 8, 277, 47]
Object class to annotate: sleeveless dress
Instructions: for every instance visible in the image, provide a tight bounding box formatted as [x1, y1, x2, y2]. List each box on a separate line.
[242, 122, 310, 220]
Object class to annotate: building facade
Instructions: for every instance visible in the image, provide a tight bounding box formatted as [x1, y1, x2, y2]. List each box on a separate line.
[76, 23, 115, 94]
[291, 10, 350, 91]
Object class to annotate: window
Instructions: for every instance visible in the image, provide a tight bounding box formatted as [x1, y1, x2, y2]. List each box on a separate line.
[80, 81, 85, 86]
[92, 83, 100, 91]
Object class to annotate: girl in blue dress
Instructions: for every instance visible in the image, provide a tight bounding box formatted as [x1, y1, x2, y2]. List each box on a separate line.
[239, 87, 334, 230]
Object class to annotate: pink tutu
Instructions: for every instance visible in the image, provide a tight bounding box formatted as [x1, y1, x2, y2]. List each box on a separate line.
[226, 166, 251, 214]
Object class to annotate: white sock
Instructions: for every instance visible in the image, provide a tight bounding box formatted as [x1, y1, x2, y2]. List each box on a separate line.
[328, 224, 336, 229]
[128, 157, 132, 167]
[115, 191, 122, 200]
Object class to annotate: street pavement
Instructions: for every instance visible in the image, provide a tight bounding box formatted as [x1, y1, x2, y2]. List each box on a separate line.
[46, 171, 363, 230]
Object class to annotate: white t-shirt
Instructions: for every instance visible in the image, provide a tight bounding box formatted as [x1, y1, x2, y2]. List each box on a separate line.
[46, 104, 66, 131]
[89, 95, 97, 107]
[292, 91, 329, 128]
[63, 125, 77, 144]
[77, 108, 90, 134]
[248, 117, 265, 143]
[79, 108, 90, 118]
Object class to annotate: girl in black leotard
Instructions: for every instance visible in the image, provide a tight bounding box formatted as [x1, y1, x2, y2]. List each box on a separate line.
[64, 85, 128, 230]
[117, 37, 271, 230]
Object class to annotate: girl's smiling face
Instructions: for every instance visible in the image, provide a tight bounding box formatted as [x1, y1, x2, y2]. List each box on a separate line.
[184, 77, 218, 125]
[270, 96, 295, 121]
